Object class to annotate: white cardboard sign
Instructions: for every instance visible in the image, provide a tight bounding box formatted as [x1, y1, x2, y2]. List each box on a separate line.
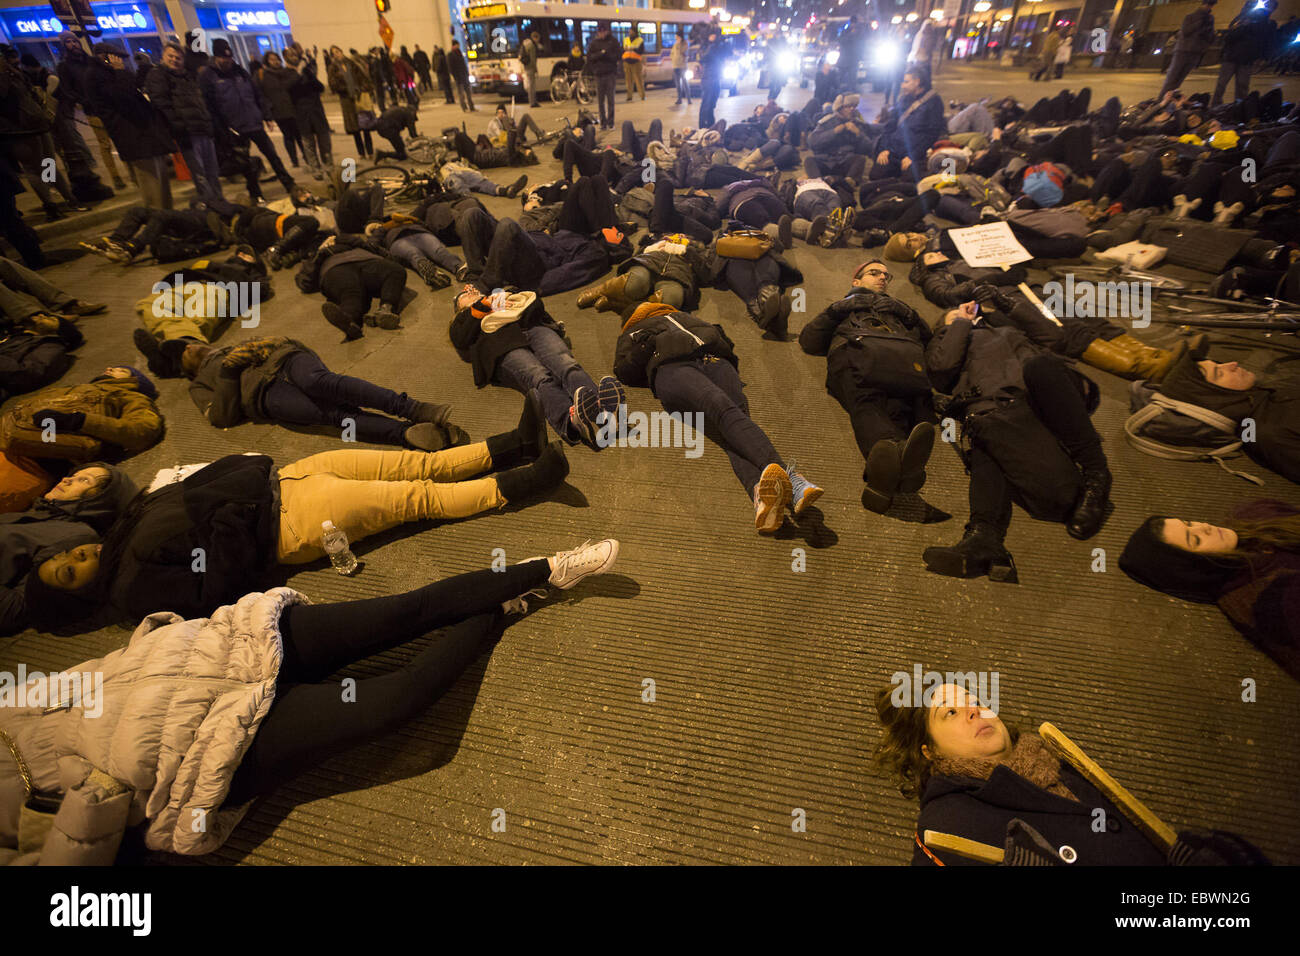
[948, 221, 1033, 268]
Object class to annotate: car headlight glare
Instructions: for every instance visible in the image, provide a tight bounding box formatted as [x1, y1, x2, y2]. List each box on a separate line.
[723, 64, 740, 81]
[780, 52, 799, 72]
[826, 49, 840, 65]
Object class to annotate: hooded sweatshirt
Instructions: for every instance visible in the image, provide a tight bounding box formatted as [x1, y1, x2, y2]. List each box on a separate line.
[0, 464, 137, 634]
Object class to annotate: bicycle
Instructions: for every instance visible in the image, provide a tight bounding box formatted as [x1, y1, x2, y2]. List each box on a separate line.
[352, 164, 439, 204]
[550, 69, 593, 106]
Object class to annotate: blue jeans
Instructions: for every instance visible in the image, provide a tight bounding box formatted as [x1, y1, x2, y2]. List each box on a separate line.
[495, 326, 597, 443]
[261, 351, 412, 445]
[653, 357, 784, 496]
[793, 187, 840, 220]
[443, 167, 499, 196]
[183, 135, 224, 202]
[389, 232, 463, 273]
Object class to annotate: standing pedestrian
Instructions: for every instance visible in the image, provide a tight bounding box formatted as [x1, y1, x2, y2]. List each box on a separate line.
[84, 42, 176, 209]
[412, 44, 432, 92]
[200, 39, 296, 196]
[623, 25, 646, 101]
[433, 45, 454, 104]
[671, 30, 691, 105]
[145, 42, 224, 202]
[327, 45, 374, 158]
[838, 16, 864, 91]
[698, 27, 726, 129]
[587, 24, 620, 130]
[1032, 27, 1062, 81]
[1212, 0, 1277, 105]
[448, 39, 476, 112]
[1159, 0, 1218, 97]
[520, 31, 541, 108]
[282, 44, 331, 180]
[256, 51, 304, 168]
[1053, 26, 1074, 79]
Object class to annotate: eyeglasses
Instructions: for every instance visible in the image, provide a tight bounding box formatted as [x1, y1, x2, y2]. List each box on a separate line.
[860, 269, 893, 281]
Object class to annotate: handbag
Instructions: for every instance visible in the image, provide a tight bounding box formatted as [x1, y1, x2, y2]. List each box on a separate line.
[715, 229, 773, 260]
[356, 109, 378, 131]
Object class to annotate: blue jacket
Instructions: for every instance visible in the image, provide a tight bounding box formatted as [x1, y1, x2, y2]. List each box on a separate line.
[879, 88, 947, 172]
[199, 63, 268, 134]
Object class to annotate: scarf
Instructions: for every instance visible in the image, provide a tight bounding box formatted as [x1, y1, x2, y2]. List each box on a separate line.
[932, 732, 1078, 801]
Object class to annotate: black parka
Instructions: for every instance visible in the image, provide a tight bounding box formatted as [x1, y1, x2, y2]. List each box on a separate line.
[613, 308, 738, 391]
[145, 64, 215, 145]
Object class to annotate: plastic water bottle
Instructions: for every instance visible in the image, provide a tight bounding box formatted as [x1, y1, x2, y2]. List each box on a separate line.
[321, 520, 358, 575]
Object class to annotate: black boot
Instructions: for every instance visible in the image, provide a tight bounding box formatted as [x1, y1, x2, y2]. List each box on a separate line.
[861, 438, 902, 514]
[132, 328, 170, 378]
[323, 302, 363, 341]
[412, 254, 451, 289]
[494, 441, 569, 503]
[1066, 467, 1111, 540]
[402, 396, 454, 425]
[897, 422, 935, 494]
[923, 523, 1018, 583]
[484, 394, 547, 469]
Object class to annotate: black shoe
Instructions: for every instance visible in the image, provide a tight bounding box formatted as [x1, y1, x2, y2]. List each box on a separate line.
[364, 304, 401, 329]
[750, 285, 782, 330]
[923, 523, 1018, 582]
[806, 215, 829, 245]
[323, 302, 363, 340]
[505, 174, 528, 198]
[897, 422, 935, 494]
[133, 328, 171, 377]
[1066, 468, 1111, 540]
[862, 438, 902, 514]
[861, 228, 890, 248]
[404, 423, 456, 451]
[495, 441, 569, 503]
[158, 337, 192, 377]
[405, 399, 453, 426]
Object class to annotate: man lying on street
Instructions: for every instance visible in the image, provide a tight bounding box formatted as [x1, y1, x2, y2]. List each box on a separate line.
[799, 260, 937, 514]
[1, 540, 619, 864]
[0, 256, 105, 327]
[296, 234, 412, 341]
[79, 202, 227, 265]
[613, 301, 823, 534]
[183, 335, 467, 451]
[874, 680, 1268, 866]
[24, 402, 568, 625]
[451, 286, 627, 449]
[922, 300, 1112, 582]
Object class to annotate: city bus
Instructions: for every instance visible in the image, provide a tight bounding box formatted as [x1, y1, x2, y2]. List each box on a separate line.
[459, 1, 711, 97]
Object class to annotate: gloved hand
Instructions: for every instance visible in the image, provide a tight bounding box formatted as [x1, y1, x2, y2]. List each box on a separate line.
[1168, 829, 1271, 866]
[1002, 818, 1067, 866]
[971, 283, 1000, 305]
[34, 409, 85, 432]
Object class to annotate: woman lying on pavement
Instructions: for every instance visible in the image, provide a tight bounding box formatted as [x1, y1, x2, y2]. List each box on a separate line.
[1121, 499, 1299, 679]
[1, 540, 619, 864]
[23, 406, 568, 625]
[874, 680, 1269, 865]
[613, 301, 823, 534]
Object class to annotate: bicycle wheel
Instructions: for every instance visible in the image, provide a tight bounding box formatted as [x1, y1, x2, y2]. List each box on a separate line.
[574, 74, 593, 106]
[353, 164, 412, 198]
[550, 74, 570, 103]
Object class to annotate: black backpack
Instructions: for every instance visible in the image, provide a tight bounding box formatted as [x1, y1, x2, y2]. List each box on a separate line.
[1124, 380, 1263, 484]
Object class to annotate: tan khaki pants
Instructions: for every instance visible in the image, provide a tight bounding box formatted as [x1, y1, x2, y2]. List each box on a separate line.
[276, 443, 505, 564]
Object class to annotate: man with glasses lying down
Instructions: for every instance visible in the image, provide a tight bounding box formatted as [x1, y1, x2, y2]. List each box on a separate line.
[798, 259, 938, 516]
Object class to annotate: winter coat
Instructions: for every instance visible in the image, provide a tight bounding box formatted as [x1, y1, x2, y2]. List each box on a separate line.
[925, 317, 1042, 415]
[799, 289, 932, 357]
[81, 60, 175, 162]
[617, 235, 715, 309]
[328, 57, 372, 135]
[877, 88, 948, 171]
[720, 179, 786, 225]
[674, 141, 724, 188]
[0, 374, 164, 462]
[200, 63, 269, 134]
[448, 48, 470, 83]
[912, 259, 1025, 309]
[449, 294, 567, 387]
[613, 307, 738, 391]
[145, 64, 214, 146]
[586, 35, 622, 77]
[1174, 7, 1218, 56]
[1038, 31, 1063, 68]
[807, 112, 871, 156]
[189, 337, 310, 427]
[0, 333, 73, 405]
[914, 761, 1167, 866]
[1223, 11, 1275, 64]
[1216, 501, 1300, 679]
[0, 588, 306, 864]
[256, 65, 298, 121]
[100, 454, 280, 623]
[0, 463, 135, 635]
[413, 50, 431, 74]
[288, 60, 326, 109]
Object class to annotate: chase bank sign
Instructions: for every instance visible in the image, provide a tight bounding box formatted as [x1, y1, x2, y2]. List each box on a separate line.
[3, 4, 154, 37]
[223, 9, 292, 31]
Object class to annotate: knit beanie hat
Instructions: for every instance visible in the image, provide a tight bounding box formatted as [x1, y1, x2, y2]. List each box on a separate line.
[1119, 517, 1239, 603]
[22, 540, 105, 631]
[884, 233, 919, 262]
[832, 93, 860, 112]
[121, 366, 158, 400]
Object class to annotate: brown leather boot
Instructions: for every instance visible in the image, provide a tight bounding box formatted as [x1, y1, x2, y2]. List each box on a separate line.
[577, 273, 632, 311]
[1082, 334, 1181, 382]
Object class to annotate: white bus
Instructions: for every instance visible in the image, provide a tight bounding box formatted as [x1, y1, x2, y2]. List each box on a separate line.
[460, 1, 711, 97]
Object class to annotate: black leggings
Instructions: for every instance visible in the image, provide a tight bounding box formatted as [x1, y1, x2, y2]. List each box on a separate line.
[320, 257, 407, 321]
[224, 561, 552, 805]
[352, 129, 374, 157]
[562, 138, 620, 182]
[650, 174, 713, 243]
[619, 118, 663, 163]
[277, 116, 303, 165]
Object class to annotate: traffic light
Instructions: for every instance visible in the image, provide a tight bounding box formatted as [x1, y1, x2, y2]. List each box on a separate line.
[375, 0, 391, 12]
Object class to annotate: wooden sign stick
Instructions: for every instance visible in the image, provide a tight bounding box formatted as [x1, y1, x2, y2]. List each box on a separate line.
[1002, 264, 1061, 326]
[1039, 722, 1178, 851]
[923, 830, 1005, 864]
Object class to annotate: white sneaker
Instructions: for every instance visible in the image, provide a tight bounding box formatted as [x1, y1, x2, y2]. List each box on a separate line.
[542, 539, 619, 589]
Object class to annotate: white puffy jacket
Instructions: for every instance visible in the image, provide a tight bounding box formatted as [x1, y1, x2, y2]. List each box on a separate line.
[1, 588, 306, 865]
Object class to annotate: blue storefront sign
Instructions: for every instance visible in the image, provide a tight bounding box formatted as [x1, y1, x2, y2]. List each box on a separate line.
[195, 5, 292, 33]
[0, 2, 156, 37]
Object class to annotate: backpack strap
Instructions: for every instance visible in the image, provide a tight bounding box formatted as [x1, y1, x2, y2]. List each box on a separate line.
[1123, 395, 1264, 485]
